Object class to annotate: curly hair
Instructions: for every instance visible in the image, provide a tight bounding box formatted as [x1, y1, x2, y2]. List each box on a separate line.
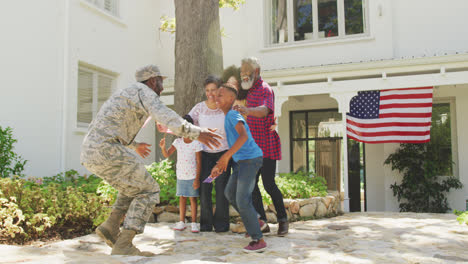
[222, 65, 248, 100]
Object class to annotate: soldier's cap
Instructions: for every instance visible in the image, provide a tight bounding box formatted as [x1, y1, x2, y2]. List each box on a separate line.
[135, 65, 167, 82]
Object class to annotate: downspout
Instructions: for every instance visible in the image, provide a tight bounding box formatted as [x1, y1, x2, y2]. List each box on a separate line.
[60, 0, 70, 172]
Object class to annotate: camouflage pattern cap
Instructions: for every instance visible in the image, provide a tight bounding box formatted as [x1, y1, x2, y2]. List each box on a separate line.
[135, 65, 167, 82]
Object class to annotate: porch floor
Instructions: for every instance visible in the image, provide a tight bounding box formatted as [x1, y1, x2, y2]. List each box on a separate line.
[1, 212, 467, 264]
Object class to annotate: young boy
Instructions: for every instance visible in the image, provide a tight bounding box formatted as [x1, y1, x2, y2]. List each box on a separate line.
[209, 84, 266, 253]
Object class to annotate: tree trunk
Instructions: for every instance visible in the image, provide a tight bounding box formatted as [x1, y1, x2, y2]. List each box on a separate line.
[174, 0, 223, 116]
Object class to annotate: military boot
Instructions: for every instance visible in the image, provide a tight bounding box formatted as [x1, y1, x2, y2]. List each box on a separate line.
[111, 229, 155, 257]
[96, 209, 125, 247]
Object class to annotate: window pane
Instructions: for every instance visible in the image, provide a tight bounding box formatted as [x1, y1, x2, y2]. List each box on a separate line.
[294, 0, 313, 41]
[271, 0, 288, 44]
[77, 70, 93, 124]
[344, 0, 364, 35]
[308, 111, 342, 138]
[315, 139, 341, 190]
[318, 0, 338, 38]
[430, 103, 453, 176]
[292, 112, 306, 138]
[292, 141, 307, 173]
[308, 140, 316, 174]
[97, 75, 112, 112]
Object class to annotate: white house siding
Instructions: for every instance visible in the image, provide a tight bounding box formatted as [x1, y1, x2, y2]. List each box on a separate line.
[65, 0, 161, 176]
[0, 1, 66, 177]
[0, 0, 162, 177]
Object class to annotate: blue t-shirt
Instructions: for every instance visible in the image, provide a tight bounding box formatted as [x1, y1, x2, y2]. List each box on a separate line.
[224, 110, 263, 162]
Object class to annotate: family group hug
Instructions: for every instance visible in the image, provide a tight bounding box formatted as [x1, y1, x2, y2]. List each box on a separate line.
[80, 57, 288, 256]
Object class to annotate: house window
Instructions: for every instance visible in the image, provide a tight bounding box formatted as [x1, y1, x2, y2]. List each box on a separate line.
[268, 0, 367, 45]
[431, 102, 457, 177]
[77, 66, 115, 127]
[86, 0, 120, 17]
[290, 109, 343, 190]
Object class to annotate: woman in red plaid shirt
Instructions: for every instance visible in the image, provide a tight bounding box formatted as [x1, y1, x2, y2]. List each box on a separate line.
[233, 57, 289, 236]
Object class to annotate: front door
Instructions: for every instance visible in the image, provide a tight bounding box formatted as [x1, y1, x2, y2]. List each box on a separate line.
[348, 139, 366, 212]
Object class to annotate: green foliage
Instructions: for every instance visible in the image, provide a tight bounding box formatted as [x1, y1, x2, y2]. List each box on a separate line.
[0, 172, 111, 244]
[454, 210, 468, 225]
[0, 126, 27, 178]
[259, 171, 328, 205]
[146, 159, 179, 206]
[159, 15, 176, 34]
[384, 104, 462, 213]
[159, 0, 245, 34]
[219, 0, 245, 10]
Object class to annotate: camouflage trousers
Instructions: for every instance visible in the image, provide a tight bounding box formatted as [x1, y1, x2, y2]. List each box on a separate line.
[82, 144, 160, 234]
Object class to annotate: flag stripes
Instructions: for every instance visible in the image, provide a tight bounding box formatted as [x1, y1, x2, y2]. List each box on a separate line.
[346, 87, 433, 144]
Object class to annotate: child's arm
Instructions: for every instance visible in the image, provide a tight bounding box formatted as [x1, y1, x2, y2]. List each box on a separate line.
[211, 121, 247, 177]
[193, 151, 202, 190]
[159, 138, 176, 158]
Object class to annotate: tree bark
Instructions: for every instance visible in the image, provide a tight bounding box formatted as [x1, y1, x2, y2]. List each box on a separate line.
[174, 0, 223, 116]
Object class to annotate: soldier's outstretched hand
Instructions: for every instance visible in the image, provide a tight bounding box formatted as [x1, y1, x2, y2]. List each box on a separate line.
[197, 128, 223, 150]
[136, 143, 151, 159]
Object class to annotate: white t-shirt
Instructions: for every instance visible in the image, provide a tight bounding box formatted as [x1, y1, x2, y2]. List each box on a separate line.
[172, 138, 203, 180]
[188, 101, 229, 153]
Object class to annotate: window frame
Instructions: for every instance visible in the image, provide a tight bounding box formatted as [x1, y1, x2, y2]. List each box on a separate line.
[432, 97, 459, 178]
[76, 65, 116, 129]
[85, 0, 120, 18]
[264, 0, 369, 47]
[289, 108, 343, 174]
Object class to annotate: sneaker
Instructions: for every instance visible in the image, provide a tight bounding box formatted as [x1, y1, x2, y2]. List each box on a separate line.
[173, 221, 186, 231]
[191, 222, 199, 233]
[243, 240, 267, 253]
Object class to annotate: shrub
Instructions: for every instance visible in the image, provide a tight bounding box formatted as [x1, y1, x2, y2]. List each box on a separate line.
[454, 210, 468, 225]
[146, 159, 178, 206]
[0, 126, 27, 178]
[259, 171, 328, 205]
[384, 143, 463, 213]
[0, 173, 110, 244]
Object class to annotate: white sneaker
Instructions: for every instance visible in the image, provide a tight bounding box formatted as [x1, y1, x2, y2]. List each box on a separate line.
[191, 222, 199, 233]
[173, 221, 186, 231]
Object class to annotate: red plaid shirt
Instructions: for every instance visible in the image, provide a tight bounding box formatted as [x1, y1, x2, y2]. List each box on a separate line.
[246, 78, 282, 160]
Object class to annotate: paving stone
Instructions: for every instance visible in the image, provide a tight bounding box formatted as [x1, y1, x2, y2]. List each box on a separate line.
[0, 212, 466, 264]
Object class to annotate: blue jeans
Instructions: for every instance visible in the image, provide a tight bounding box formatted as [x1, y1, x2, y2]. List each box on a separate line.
[224, 156, 263, 240]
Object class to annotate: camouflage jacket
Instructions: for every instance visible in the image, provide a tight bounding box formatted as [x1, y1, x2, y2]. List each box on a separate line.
[81, 82, 201, 163]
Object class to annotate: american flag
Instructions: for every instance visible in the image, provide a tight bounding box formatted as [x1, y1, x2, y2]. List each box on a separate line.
[346, 87, 433, 144]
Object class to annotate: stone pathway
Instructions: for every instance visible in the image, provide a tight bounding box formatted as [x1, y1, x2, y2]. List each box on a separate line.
[0, 212, 467, 264]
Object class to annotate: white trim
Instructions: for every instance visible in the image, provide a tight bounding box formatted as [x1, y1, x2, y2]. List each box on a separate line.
[79, 0, 126, 27]
[265, 0, 369, 47]
[60, 0, 70, 172]
[262, 53, 468, 83]
[261, 35, 373, 51]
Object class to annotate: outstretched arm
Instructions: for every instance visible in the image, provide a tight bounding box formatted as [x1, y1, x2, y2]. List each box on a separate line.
[211, 121, 247, 178]
[159, 137, 176, 158]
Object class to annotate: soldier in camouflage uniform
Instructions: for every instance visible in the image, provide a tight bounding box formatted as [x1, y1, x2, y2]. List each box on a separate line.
[81, 65, 221, 257]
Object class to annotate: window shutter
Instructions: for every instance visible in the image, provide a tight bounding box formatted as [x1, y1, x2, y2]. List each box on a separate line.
[97, 75, 113, 111]
[77, 70, 93, 124]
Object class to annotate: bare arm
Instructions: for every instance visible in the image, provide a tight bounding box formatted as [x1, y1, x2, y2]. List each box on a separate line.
[211, 121, 247, 177]
[159, 138, 176, 158]
[233, 105, 270, 118]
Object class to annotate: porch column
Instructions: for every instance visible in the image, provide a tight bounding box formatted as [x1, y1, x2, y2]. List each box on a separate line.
[273, 83, 289, 175]
[330, 91, 357, 213]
